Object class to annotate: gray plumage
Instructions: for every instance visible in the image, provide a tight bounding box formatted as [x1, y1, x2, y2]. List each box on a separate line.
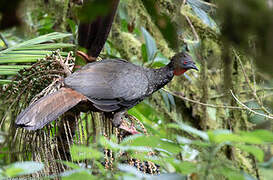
[64, 59, 174, 112]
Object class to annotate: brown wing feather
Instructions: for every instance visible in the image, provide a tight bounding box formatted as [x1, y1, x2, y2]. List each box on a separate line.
[15, 88, 87, 130]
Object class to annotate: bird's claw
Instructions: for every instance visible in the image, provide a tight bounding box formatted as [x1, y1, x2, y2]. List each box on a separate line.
[119, 121, 140, 135]
[112, 112, 140, 135]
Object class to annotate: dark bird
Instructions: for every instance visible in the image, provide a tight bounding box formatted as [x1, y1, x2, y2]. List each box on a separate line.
[15, 52, 198, 130]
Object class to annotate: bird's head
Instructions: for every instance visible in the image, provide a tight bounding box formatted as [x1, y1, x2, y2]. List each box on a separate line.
[171, 52, 198, 76]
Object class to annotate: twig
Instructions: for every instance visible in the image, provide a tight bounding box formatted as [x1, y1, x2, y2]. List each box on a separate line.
[0, 81, 32, 127]
[184, 14, 200, 43]
[147, 51, 159, 68]
[181, 0, 200, 43]
[162, 88, 260, 110]
[30, 77, 63, 104]
[65, 51, 75, 72]
[210, 87, 273, 99]
[182, 0, 187, 7]
[233, 49, 273, 117]
[57, 51, 72, 76]
[197, 0, 217, 8]
[244, 93, 273, 103]
[230, 90, 273, 120]
[251, 59, 257, 94]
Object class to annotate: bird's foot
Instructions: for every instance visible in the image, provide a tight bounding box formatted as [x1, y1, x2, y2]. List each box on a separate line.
[112, 112, 140, 135]
[119, 120, 140, 135]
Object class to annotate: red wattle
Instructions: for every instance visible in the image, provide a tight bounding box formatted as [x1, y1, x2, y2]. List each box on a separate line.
[174, 69, 187, 76]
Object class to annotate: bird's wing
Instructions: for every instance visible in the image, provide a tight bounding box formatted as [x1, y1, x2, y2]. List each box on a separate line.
[64, 59, 149, 110]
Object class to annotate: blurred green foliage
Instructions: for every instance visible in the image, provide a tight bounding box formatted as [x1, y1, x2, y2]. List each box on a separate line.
[78, 0, 113, 22]
[56, 120, 273, 180]
[0, 0, 273, 179]
[142, 0, 178, 50]
[217, 0, 273, 77]
[0, 161, 44, 179]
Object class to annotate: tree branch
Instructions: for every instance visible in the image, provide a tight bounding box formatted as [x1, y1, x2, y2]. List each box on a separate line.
[163, 88, 260, 110]
[233, 49, 273, 117]
[230, 90, 273, 120]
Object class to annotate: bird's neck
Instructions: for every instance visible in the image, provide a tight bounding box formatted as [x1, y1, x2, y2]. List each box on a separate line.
[145, 62, 174, 95]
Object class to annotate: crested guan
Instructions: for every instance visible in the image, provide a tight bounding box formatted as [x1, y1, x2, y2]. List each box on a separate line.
[15, 52, 198, 130]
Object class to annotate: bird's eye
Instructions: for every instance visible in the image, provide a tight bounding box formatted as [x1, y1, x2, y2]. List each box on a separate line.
[183, 61, 188, 65]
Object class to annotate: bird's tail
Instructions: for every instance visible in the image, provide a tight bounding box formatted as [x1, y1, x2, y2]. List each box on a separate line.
[15, 88, 87, 130]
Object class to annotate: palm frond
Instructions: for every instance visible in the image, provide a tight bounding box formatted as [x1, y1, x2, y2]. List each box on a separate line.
[0, 32, 75, 84]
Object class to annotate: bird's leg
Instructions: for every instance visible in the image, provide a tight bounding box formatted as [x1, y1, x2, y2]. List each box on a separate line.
[112, 111, 124, 127]
[112, 111, 140, 135]
[119, 120, 140, 135]
[123, 113, 140, 135]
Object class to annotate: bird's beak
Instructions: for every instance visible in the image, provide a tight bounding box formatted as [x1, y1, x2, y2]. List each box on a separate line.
[186, 62, 199, 71]
[191, 63, 199, 71]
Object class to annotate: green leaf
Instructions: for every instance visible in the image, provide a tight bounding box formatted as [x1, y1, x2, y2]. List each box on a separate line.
[0, 71, 19, 75]
[0, 55, 46, 59]
[0, 32, 72, 54]
[151, 53, 170, 67]
[5, 161, 44, 177]
[176, 161, 197, 175]
[141, 44, 148, 62]
[58, 161, 81, 169]
[208, 130, 263, 144]
[141, 27, 157, 61]
[217, 167, 245, 180]
[207, 107, 217, 121]
[212, 130, 273, 144]
[120, 19, 129, 32]
[245, 101, 267, 124]
[131, 153, 164, 168]
[161, 90, 171, 111]
[240, 130, 273, 143]
[236, 144, 264, 162]
[5, 168, 23, 178]
[169, 122, 209, 141]
[259, 168, 273, 180]
[118, 164, 150, 178]
[147, 173, 187, 180]
[122, 135, 181, 154]
[67, 19, 77, 35]
[187, 0, 217, 28]
[0, 79, 13, 84]
[100, 136, 120, 151]
[100, 136, 152, 152]
[0, 32, 74, 83]
[70, 145, 103, 161]
[62, 170, 95, 180]
[14, 43, 74, 50]
[181, 145, 199, 161]
[259, 157, 273, 168]
[0, 58, 40, 64]
[0, 65, 31, 69]
[5, 50, 68, 55]
[128, 106, 151, 125]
